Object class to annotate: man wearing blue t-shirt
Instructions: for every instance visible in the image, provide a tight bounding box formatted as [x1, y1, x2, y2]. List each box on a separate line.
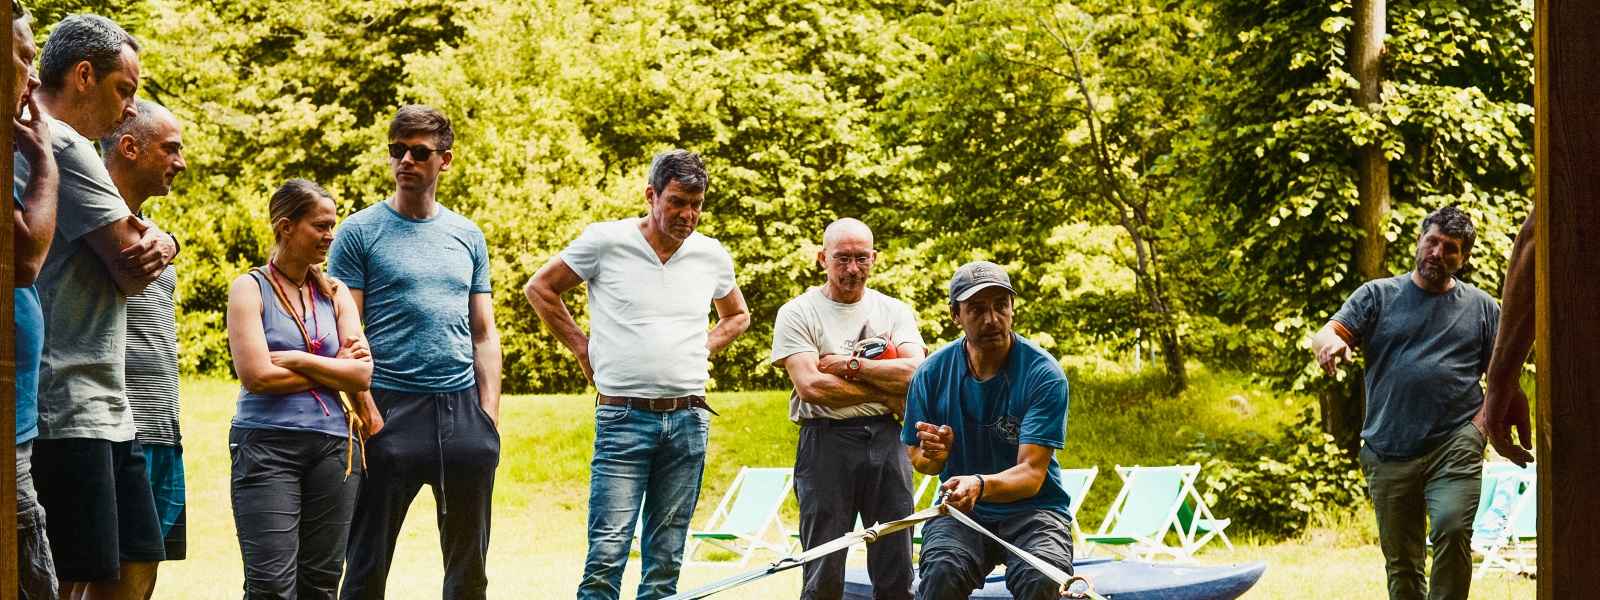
[902, 261, 1073, 600]
[1310, 206, 1499, 600]
[11, 4, 60, 594]
[332, 105, 502, 600]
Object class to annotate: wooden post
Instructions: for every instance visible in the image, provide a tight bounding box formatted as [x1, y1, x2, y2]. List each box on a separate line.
[1534, 1, 1600, 597]
[1351, 0, 1390, 281]
[2, 2, 21, 598]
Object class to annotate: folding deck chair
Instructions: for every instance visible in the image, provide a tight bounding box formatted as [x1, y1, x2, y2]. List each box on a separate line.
[1058, 466, 1099, 545]
[1084, 464, 1232, 561]
[686, 467, 796, 566]
[1473, 462, 1537, 577]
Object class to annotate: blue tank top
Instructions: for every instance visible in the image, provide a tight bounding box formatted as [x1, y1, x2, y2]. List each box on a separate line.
[233, 269, 349, 438]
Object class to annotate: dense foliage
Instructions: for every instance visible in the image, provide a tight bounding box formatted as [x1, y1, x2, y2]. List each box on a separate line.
[29, 0, 1533, 402]
[1187, 407, 1368, 537]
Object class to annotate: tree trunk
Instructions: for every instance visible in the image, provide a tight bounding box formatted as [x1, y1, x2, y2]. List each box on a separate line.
[1353, 0, 1389, 281]
[1321, 0, 1388, 456]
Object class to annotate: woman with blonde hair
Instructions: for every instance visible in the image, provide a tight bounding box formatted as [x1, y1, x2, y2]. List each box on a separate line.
[226, 178, 371, 598]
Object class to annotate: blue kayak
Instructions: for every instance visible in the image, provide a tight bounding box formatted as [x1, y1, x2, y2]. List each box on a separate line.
[843, 559, 1266, 599]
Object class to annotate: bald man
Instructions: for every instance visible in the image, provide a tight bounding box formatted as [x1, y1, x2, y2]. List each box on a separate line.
[770, 218, 926, 600]
[101, 99, 187, 598]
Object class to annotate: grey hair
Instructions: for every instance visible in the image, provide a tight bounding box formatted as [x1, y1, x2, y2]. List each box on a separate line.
[647, 149, 708, 195]
[1419, 205, 1477, 255]
[100, 99, 172, 157]
[38, 14, 140, 92]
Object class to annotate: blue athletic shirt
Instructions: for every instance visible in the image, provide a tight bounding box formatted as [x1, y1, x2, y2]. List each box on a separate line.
[14, 182, 42, 444]
[327, 200, 492, 393]
[901, 333, 1072, 521]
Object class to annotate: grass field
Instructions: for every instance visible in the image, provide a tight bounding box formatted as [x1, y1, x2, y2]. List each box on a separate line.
[152, 370, 1534, 598]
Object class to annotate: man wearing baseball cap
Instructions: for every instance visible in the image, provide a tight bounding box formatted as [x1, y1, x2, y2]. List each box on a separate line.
[902, 261, 1075, 600]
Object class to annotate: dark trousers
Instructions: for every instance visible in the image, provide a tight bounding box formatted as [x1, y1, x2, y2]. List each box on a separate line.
[917, 510, 1073, 600]
[796, 416, 914, 600]
[1359, 422, 1485, 600]
[342, 388, 500, 600]
[229, 428, 362, 599]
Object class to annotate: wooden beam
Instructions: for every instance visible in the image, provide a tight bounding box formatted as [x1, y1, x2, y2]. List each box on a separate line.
[1535, 1, 1600, 597]
[2, 1, 20, 597]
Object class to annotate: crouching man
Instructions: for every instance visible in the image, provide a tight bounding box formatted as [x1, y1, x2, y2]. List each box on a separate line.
[903, 261, 1075, 600]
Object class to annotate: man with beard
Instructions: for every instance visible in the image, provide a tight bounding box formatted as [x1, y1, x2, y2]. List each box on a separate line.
[1310, 206, 1500, 600]
[526, 149, 750, 600]
[771, 218, 924, 600]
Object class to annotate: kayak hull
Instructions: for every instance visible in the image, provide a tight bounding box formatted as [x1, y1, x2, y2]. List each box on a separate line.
[843, 559, 1266, 599]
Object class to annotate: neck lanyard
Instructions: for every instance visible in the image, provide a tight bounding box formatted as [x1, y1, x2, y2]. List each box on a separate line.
[265, 262, 331, 416]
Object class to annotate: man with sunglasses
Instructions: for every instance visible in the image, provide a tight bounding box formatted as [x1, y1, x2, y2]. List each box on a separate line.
[331, 105, 502, 600]
[903, 261, 1075, 600]
[770, 218, 925, 600]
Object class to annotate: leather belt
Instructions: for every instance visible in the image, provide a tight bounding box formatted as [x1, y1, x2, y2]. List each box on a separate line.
[596, 393, 719, 415]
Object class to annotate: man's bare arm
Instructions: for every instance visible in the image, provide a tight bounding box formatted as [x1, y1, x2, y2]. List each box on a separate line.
[941, 444, 1055, 513]
[13, 93, 58, 286]
[707, 286, 751, 355]
[1480, 213, 1536, 465]
[781, 352, 884, 410]
[469, 292, 503, 427]
[83, 215, 176, 297]
[525, 256, 593, 381]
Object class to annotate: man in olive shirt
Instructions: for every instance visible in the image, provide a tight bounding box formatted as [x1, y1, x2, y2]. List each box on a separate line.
[1311, 206, 1500, 600]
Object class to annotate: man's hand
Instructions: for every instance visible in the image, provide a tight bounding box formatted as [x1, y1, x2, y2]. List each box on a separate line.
[941, 475, 983, 513]
[1316, 337, 1353, 376]
[118, 219, 175, 280]
[1481, 383, 1535, 466]
[577, 350, 594, 383]
[14, 93, 52, 167]
[362, 402, 385, 438]
[915, 422, 954, 462]
[818, 354, 853, 378]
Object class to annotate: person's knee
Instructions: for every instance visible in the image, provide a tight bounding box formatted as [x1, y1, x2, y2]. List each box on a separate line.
[917, 549, 981, 589]
[1006, 567, 1064, 600]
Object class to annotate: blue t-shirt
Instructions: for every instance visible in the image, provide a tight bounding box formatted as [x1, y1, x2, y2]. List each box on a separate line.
[327, 201, 492, 393]
[14, 185, 42, 444]
[1331, 274, 1499, 460]
[901, 333, 1072, 521]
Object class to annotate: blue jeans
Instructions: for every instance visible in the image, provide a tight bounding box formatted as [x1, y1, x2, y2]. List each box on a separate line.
[577, 405, 710, 600]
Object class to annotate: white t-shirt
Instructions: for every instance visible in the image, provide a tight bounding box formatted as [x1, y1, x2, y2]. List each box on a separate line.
[770, 286, 924, 422]
[561, 218, 737, 398]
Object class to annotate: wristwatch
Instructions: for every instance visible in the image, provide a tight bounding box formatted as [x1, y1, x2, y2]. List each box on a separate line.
[847, 358, 861, 375]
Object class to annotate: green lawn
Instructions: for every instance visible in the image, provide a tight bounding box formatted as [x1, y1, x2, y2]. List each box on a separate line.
[154, 371, 1533, 598]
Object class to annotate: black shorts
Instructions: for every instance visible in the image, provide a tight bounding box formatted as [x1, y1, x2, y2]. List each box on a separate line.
[31, 438, 166, 581]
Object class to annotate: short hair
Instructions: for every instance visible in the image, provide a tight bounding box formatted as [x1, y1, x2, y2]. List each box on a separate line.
[38, 14, 139, 92]
[388, 104, 453, 149]
[13, 0, 30, 21]
[100, 99, 172, 155]
[1419, 205, 1477, 254]
[647, 149, 708, 195]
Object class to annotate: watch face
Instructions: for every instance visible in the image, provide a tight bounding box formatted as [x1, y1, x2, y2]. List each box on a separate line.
[849, 358, 861, 370]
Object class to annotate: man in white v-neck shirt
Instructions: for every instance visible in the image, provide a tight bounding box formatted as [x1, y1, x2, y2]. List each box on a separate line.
[526, 149, 751, 600]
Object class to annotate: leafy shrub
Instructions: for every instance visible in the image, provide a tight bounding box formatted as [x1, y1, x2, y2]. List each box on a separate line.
[1186, 407, 1366, 539]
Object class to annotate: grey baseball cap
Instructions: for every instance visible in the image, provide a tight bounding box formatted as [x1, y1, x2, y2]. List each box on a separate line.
[948, 260, 1016, 304]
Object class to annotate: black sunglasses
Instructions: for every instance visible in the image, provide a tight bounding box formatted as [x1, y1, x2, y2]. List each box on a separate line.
[387, 143, 448, 161]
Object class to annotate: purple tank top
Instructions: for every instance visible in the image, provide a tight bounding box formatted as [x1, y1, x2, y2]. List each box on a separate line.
[233, 269, 348, 438]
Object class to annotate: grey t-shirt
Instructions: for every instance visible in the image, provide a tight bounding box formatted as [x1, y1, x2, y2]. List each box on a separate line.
[15, 117, 136, 441]
[770, 287, 924, 422]
[1331, 274, 1500, 460]
[327, 200, 492, 393]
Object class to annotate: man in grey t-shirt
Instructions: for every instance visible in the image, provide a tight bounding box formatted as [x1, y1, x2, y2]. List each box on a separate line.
[24, 15, 177, 597]
[1310, 206, 1500, 600]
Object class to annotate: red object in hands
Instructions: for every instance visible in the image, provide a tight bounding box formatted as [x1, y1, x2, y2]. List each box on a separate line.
[856, 335, 898, 360]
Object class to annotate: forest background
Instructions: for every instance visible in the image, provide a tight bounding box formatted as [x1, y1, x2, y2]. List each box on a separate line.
[24, 0, 1534, 542]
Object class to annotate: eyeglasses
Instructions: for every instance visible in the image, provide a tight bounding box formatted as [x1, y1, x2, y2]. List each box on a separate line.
[387, 143, 448, 162]
[829, 255, 873, 266]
